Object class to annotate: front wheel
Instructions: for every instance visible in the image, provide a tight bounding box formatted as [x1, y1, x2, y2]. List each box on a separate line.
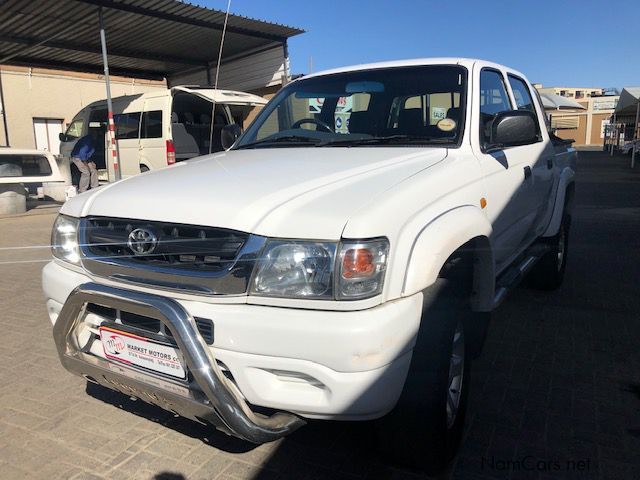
[376, 279, 471, 474]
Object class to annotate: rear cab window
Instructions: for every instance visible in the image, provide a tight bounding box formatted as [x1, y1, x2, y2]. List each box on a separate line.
[0, 154, 52, 178]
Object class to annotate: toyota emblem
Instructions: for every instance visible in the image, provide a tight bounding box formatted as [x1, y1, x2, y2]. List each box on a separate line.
[127, 228, 158, 255]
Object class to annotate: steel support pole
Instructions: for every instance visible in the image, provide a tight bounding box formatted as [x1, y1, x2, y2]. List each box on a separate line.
[0, 68, 9, 146]
[99, 7, 121, 181]
[611, 113, 616, 156]
[632, 101, 639, 169]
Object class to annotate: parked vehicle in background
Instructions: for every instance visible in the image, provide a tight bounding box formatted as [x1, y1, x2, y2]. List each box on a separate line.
[43, 58, 576, 474]
[59, 87, 267, 181]
[621, 139, 640, 155]
[0, 148, 64, 214]
[0, 148, 63, 183]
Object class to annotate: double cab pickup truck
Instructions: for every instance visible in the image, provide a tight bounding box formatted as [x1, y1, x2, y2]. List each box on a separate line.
[43, 58, 576, 473]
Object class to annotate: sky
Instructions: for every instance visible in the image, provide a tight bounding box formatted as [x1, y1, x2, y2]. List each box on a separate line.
[201, 0, 639, 90]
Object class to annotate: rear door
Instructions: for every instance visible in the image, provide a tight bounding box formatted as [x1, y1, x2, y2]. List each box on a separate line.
[505, 73, 556, 240]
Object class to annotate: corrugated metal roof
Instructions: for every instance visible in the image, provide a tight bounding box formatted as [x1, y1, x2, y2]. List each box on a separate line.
[0, 0, 304, 80]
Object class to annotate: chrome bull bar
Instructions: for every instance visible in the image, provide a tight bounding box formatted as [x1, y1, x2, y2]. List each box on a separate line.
[53, 282, 305, 443]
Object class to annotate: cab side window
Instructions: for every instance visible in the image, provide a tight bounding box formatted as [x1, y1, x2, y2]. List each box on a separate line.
[479, 69, 512, 147]
[508, 75, 535, 112]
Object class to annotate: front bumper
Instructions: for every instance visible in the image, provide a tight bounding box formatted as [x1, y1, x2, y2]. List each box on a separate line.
[44, 261, 422, 425]
[54, 281, 305, 443]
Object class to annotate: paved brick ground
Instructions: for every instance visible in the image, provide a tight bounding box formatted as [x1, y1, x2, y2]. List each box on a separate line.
[0, 151, 638, 480]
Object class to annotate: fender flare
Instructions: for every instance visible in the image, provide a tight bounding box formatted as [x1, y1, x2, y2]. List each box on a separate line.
[543, 167, 575, 238]
[401, 206, 495, 312]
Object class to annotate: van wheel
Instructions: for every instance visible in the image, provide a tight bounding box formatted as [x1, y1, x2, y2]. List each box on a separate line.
[376, 278, 471, 475]
[528, 214, 570, 290]
[140, 165, 150, 173]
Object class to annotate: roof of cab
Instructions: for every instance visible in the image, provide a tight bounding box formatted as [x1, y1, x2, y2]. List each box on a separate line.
[297, 58, 519, 81]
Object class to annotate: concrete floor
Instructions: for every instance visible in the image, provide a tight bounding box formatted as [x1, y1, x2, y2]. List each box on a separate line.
[0, 151, 638, 479]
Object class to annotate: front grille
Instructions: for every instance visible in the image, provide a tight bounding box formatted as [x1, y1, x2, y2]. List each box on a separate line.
[86, 303, 214, 345]
[84, 217, 248, 272]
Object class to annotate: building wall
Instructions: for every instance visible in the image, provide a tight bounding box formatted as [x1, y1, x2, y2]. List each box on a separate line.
[0, 66, 165, 150]
[552, 112, 588, 144]
[545, 95, 619, 146]
[590, 113, 612, 144]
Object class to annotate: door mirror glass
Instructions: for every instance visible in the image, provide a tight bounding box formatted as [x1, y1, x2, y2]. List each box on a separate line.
[487, 110, 539, 151]
[221, 124, 242, 150]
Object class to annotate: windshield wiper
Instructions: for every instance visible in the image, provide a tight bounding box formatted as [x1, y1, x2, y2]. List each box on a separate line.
[235, 135, 323, 150]
[316, 135, 455, 147]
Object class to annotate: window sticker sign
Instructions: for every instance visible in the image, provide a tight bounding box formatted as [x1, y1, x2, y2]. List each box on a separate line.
[432, 107, 447, 122]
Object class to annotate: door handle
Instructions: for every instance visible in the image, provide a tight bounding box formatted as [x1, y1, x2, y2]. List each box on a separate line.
[524, 166, 532, 180]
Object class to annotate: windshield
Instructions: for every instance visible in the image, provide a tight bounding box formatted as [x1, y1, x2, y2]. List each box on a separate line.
[237, 65, 467, 149]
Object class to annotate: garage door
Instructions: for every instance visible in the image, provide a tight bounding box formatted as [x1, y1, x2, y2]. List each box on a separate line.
[33, 118, 63, 155]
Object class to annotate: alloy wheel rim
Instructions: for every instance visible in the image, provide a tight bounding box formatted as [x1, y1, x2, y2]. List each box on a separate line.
[446, 321, 465, 429]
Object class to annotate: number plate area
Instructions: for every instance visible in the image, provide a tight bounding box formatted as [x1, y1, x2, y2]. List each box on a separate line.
[99, 326, 186, 380]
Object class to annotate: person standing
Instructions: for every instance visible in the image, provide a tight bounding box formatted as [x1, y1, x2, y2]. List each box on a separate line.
[70, 134, 98, 193]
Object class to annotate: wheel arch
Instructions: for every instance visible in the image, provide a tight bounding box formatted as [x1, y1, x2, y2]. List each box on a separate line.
[543, 167, 575, 237]
[401, 206, 495, 312]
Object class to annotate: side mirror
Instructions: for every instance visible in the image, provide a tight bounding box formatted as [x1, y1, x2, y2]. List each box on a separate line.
[59, 132, 68, 142]
[221, 124, 242, 150]
[487, 110, 539, 152]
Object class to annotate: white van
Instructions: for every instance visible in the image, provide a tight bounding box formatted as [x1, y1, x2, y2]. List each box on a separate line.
[59, 87, 267, 181]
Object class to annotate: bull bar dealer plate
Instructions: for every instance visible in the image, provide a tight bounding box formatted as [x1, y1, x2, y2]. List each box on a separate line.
[100, 326, 186, 380]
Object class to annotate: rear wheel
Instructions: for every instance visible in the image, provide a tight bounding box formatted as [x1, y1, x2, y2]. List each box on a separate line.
[140, 165, 150, 173]
[528, 214, 570, 290]
[376, 278, 472, 474]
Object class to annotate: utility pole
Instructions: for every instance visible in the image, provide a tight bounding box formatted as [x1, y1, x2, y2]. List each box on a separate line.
[99, 6, 121, 181]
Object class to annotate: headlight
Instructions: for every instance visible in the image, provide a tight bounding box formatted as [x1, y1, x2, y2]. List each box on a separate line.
[51, 215, 80, 264]
[251, 241, 336, 299]
[336, 239, 388, 299]
[250, 238, 389, 300]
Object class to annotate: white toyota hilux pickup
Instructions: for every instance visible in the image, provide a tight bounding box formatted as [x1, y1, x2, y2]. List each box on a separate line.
[43, 58, 576, 473]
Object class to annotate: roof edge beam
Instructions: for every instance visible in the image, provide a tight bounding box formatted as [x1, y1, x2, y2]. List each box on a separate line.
[1, 57, 165, 81]
[0, 34, 208, 67]
[74, 0, 289, 42]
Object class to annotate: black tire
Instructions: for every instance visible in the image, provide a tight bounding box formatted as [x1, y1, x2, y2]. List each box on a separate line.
[528, 214, 570, 290]
[376, 278, 472, 475]
[140, 165, 150, 173]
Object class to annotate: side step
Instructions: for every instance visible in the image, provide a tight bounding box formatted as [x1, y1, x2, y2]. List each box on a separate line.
[493, 244, 549, 308]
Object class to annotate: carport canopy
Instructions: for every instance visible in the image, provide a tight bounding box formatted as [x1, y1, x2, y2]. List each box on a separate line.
[0, 0, 303, 81]
[614, 87, 640, 116]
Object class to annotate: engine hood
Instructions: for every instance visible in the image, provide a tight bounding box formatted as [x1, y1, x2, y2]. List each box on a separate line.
[62, 147, 447, 239]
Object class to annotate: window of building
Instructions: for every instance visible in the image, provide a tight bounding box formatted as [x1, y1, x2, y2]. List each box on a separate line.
[575, 91, 584, 99]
